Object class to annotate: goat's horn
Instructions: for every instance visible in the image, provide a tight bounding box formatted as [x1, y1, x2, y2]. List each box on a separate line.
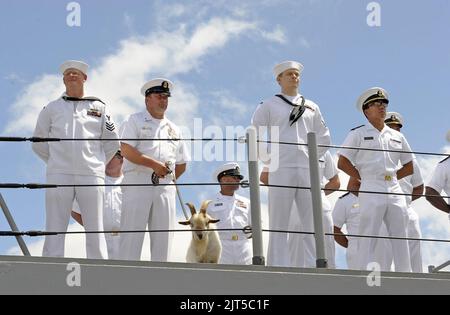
[200, 200, 212, 213]
[186, 203, 196, 215]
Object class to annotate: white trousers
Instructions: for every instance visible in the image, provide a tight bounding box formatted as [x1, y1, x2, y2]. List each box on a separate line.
[119, 172, 176, 261]
[268, 167, 315, 267]
[358, 180, 411, 272]
[407, 207, 423, 272]
[219, 240, 252, 265]
[289, 208, 335, 268]
[347, 224, 393, 271]
[44, 174, 107, 259]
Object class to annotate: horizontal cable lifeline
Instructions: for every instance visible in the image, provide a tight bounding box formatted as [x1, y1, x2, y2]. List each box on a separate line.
[2, 136, 448, 158]
[0, 227, 251, 237]
[257, 140, 450, 158]
[0, 227, 448, 244]
[0, 182, 448, 199]
[0, 137, 239, 142]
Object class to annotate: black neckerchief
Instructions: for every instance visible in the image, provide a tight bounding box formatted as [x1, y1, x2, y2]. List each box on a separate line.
[275, 94, 306, 126]
[62, 96, 105, 105]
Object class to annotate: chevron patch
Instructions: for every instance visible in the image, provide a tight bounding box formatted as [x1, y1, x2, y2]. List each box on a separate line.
[105, 122, 115, 131]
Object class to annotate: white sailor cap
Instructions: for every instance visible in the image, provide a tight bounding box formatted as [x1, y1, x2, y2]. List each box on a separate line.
[141, 78, 174, 97]
[385, 111, 404, 128]
[60, 60, 89, 75]
[273, 60, 304, 78]
[446, 130, 450, 142]
[356, 87, 389, 112]
[213, 162, 244, 182]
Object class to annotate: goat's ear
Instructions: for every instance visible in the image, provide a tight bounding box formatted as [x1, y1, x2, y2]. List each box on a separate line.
[178, 220, 191, 226]
[186, 203, 196, 216]
[209, 219, 220, 224]
[200, 200, 212, 214]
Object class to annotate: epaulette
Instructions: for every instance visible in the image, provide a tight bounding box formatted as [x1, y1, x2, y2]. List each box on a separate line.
[339, 192, 350, 199]
[351, 125, 365, 131]
[439, 156, 450, 164]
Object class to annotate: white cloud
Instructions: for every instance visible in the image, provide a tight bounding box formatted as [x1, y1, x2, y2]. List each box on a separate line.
[4, 73, 26, 84]
[4, 17, 259, 135]
[260, 25, 287, 44]
[7, 221, 191, 262]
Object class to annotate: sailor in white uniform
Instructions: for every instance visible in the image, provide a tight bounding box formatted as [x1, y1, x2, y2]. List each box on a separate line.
[207, 163, 252, 265]
[333, 177, 393, 271]
[287, 151, 340, 268]
[425, 131, 450, 223]
[71, 150, 124, 259]
[251, 60, 331, 267]
[385, 112, 424, 272]
[32, 60, 120, 259]
[338, 87, 413, 272]
[119, 78, 190, 261]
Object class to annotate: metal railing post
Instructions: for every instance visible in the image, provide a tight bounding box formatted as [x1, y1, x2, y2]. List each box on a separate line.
[0, 193, 31, 256]
[307, 132, 327, 268]
[246, 127, 265, 265]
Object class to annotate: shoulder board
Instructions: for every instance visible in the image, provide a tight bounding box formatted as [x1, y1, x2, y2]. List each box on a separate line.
[439, 156, 450, 164]
[304, 104, 315, 112]
[339, 192, 351, 199]
[351, 125, 365, 131]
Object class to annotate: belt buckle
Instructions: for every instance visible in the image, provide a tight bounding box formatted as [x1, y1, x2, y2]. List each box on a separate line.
[231, 234, 239, 241]
[384, 175, 392, 181]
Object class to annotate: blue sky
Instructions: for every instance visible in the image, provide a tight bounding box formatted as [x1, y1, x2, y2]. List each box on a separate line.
[0, 0, 449, 268]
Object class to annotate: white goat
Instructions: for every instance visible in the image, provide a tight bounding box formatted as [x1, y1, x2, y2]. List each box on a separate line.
[179, 200, 222, 263]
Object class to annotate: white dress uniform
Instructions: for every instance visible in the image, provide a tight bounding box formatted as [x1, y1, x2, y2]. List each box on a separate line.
[288, 151, 337, 268]
[427, 156, 450, 220]
[119, 111, 189, 261]
[332, 192, 393, 270]
[32, 94, 120, 259]
[399, 160, 424, 272]
[339, 124, 413, 272]
[73, 175, 123, 259]
[207, 193, 252, 265]
[252, 93, 330, 267]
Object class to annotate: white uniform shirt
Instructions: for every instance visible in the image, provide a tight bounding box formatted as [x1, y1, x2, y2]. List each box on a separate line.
[427, 157, 450, 198]
[399, 159, 424, 207]
[320, 151, 339, 211]
[32, 95, 120, 177]
[332, 193, 360, 236]
[207, 193, 251, 242]
[120, 111, 190, 174]
[251, 94, 330, 169]
[338, 124, 414, 180]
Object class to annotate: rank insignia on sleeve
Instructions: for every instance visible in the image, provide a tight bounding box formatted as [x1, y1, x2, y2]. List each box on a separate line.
[106, 121, 115, 132]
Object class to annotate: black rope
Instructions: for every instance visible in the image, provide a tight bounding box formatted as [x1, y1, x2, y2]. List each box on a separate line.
[1, 227, 448, 244]
[1, 182, 448, 199]
[262, 229, 450, 244]
[0, 137, 239, 142]
[257, 140, 450, 158]
[261, 184, 450, 200]
[2, 136, 449, 158]
[0, 227, 249, 237]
